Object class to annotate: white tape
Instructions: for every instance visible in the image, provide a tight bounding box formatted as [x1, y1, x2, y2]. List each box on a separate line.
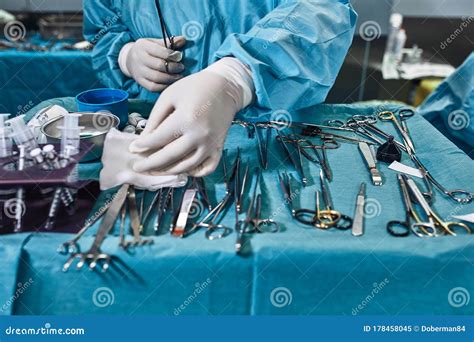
[453, 214, 474, 224]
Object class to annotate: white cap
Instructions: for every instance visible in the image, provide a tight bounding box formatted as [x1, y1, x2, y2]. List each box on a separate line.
[390, 13, 403, 28]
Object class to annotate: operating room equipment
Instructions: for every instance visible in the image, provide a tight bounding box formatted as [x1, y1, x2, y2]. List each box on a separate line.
[41, 112, 120, 162]
[276, 131, 307, 186]
[352, 183, 366, 237]
[235, 168, 279, 254]
[59, 113, 81, 157]
[376, 136, 402, 163]
[13, 145, 26, 233]
[63, 184, 129, 272]
[405, 177, 471, 237]
[295, 170, 352, 230]
[121, 186, 154, 247]
[359, 142, 382, 186]
[278, 172, 298, 218]
[7, 115, 38, 152]
[172, 188, 198, 238]
[254, 124, 271, 170]
[0, 114, 12, 158]
[378, 111, 416, 155]
[280, 134, 337, 182]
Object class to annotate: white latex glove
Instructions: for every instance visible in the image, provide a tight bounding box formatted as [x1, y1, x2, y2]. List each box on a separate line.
[119, 37, 186, 92]
[129, 58, 254, 177]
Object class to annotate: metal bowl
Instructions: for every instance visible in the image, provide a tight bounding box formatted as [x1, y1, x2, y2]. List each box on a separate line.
[41, 112, 119, 162]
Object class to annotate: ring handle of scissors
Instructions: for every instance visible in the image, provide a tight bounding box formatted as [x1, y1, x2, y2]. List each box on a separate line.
[255, 219, 280, 233]
[314, 210, 342, 229]
[325, 119, 345, 128]
[334, 214, 353, 230]
[445, 189, 473, 204]
[412, 222, 437, 237]
[398, 109, 415, 120]
[378, 111, 395, 121]
[443, 221, 472, 235]
[386, 220, 410, 237]
[205, 224, 233, 240]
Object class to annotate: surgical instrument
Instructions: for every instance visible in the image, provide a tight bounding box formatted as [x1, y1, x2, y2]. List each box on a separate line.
[254, 123, 271, 169]
[295, 170, 352, 230]
[58, 195, 115, 254]
[405, 177, 471, 236]
[235, 169, 279, 253]
[278, 172, 298, 217]
[386, 175, 427, 237]
[13, 145, 25, 233]
[172, 188, 198, 238]
[276, 131, 307, 186]
[154, 187, 173, 233]
[352, 183, 366, 236]
[398, 108, 415, 136]
[63, 184, 129, 272]
[378, 111, 416, 154]
[122, 186, 154, 247]
[359, 142, 382, 186]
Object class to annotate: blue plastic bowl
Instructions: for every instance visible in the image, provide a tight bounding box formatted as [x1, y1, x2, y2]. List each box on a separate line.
[76, 88, 129, 129]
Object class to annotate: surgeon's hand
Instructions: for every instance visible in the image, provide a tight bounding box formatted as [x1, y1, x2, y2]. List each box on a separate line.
[129, 70, 243, 177]
[120, 37, 186, 92]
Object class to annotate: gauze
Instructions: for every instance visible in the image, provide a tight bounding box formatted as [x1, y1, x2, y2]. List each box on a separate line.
[100, 128, 188, 190]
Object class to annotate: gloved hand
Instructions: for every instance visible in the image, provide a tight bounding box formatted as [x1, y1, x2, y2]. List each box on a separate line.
[129, 58, 254, 177]
[119, 36, 186, 92]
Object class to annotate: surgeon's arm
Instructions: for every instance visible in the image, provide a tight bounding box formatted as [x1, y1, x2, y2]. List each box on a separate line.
[213, 0, 357, 115]
[83, 0, 140, 95]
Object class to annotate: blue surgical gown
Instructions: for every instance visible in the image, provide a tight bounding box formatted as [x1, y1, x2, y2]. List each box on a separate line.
[83, 0, 357, 119]
[418, 53, 474, 150]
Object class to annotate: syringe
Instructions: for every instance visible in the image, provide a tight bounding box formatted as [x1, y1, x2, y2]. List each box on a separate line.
[0, 114, 12, 158]
[6, 115, 38, 153]
[59, 113, 82, 158]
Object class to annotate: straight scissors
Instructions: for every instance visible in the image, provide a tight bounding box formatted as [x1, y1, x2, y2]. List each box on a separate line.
[295, 170, 352, 230]
[387, 174, 434, 237]
[405, 177, 472, 236]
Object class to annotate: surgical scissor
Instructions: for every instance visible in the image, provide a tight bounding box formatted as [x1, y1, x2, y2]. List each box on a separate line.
[405, 177, 471, 236]
[386, 174, 433, 237]
[236, 169, 279, 234]
[295, 170, 352, 230]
